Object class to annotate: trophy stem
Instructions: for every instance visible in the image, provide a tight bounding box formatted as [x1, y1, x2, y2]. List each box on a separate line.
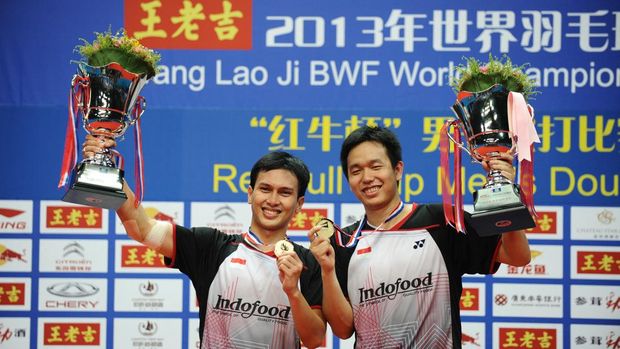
[485, 169, 512, 188]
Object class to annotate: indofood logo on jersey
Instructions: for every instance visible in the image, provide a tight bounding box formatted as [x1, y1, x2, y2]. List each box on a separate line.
[358, 272, 433, 304]
[214, 295, 291, 320]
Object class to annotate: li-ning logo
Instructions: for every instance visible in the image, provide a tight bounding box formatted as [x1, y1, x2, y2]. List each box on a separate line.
[214, 295, 291, 320]
[358, 273, 433, 304]
[597, 210, 616, 225]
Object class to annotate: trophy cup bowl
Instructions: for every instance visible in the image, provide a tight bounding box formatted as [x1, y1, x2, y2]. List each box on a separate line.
[62, 62, 148, 209]
[451, 84, 536, 235]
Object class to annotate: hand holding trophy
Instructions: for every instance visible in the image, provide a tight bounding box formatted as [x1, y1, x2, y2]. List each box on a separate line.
[441, 55, 541, 235]
[58, 29, 160, 209]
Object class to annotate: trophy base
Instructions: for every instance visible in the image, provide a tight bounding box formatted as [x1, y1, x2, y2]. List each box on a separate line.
[62, 163, 127, 210]
[469, 204, 536, 236]
[471, 183, 536, 236]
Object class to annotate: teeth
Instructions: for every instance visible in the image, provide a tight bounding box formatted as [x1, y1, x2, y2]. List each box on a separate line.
[364, 186, 380, 194]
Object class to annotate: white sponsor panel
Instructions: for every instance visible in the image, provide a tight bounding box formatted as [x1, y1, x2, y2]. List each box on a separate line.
[0, 238, 32, 272]
[114, 278, 183, 312]
[114, 240, 180, 274]
[0, 277, 30, 311]
[0, 200, 33, 233]
[115, 201, 184, 234]
[188, 283, 199, 313]
[39, 200, 108, 234]
[571, 245, 620, 280]
[287, 202, 334, 238]
[191, 202, 251, 235]
[493, 283, 563, 318]
[571, 206, 620, 241]
[113, 318, 181, 349]
[461, 322, 485, 348]
[188, 318, 200, 349]
[461, 282, 486, 316]
[0, 317, 30, 348]
[39, 239, 108, 273]
[571, 284, 620, 320]
[571, 324, 620, 348]
[38, 278, 107, 312]
[340, 203, 364, 227]
[525, 205, 564, 240]
[38, 317, 106, 349]
[493, 322, 562, 349]
[494, 244, 563, 279]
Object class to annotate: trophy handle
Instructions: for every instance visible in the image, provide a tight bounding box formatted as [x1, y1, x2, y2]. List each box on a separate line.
[128, 96, 146, 126]
[445, 120, 478, 161]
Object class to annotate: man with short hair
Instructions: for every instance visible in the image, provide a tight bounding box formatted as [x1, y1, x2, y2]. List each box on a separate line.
[84, 135, 326, 349]
[309, 126, 530, 348]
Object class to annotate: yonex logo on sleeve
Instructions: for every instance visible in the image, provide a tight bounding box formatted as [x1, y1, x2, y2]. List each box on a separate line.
[413, 239, 425, 249]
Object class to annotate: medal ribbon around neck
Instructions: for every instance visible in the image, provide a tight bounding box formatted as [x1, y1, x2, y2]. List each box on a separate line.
[335, 201, 405, 248]
[244, 228, 288, 252]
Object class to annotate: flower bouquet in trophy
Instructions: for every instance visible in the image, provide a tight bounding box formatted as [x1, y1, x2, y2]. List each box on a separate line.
[58, 29, 160, 209]
[440, 55, 540, 236]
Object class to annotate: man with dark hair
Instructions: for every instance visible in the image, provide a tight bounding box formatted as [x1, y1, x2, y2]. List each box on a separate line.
[83, 136, 326, 349]
[309, 125, 530, 348]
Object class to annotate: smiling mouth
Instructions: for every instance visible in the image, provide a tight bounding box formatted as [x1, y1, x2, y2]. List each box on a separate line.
[362, 185, 381, 195]
[262, 207, 281, 218]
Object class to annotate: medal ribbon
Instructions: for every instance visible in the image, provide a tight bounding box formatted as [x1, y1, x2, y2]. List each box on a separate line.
[335, 201, 405, 247]
[440, 120, 466, 234]
[58, 76, 87, 188]
[133, 96, 145, 208]
[508, 92, 540, 218]
[244, 228, 289, 252]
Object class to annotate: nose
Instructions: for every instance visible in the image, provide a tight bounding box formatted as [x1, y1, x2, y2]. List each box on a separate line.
[266, 191, 279, 205]
[361, 168, 374, 183]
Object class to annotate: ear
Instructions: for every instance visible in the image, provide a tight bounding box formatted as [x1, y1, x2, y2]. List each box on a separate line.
[296, 196, 305, 212]
[247, 186, 253, 204]
[394, 161, 404, 182]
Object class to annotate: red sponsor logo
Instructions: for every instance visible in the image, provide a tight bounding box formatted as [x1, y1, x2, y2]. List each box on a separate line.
[527, 211, 557, 235]
[121, 245, 166, 268]
[43, 322, 100, 345]
[0, 208, 24, 218]
[45, 206, 103, 229]
[461, 332, 481, 346]
[144, 207, 175, 223]
[577, 251, 620, 275]
[125, 0, 252, 50]
[499, 328, 556, 349]
[0, 283, 26, 306]
[289, 208, 329, 230]
[460, 287, 479, 311]
[356, 247, 372, 255]
[231, 258, 246, 265]
[0, 245, 27, 265]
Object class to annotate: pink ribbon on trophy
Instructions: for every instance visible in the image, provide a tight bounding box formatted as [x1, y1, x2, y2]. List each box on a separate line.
[58, 77, 88, 188]
[440, 120, 466, 234]
[508, 92, 540, 217]
[133, 96, 145, 208]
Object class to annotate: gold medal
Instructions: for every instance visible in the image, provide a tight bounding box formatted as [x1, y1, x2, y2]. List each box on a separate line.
[274, 240, 293, 257]
[315, 218, 335, 239]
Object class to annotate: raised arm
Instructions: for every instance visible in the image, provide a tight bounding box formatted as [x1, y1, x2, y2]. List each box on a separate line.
[483, 152, 531, 266]
[83, 135, 174, 258]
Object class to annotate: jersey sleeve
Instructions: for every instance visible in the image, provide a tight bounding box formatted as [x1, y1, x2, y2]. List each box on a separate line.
[331, 227, 357, 299]
[164, 225, 234, 281]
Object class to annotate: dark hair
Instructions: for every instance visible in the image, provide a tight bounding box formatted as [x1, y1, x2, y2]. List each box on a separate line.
[250, 151, 310, 198]
[340, 126, 402, 179]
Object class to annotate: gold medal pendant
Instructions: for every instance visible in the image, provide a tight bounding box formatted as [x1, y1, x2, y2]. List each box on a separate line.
[274, 240, 294, 257]
[315, 218, 335, 239]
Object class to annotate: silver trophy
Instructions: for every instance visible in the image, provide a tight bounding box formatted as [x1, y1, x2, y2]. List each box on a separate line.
[449, 84, 536, 235]
[62, 62, 148, 209]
